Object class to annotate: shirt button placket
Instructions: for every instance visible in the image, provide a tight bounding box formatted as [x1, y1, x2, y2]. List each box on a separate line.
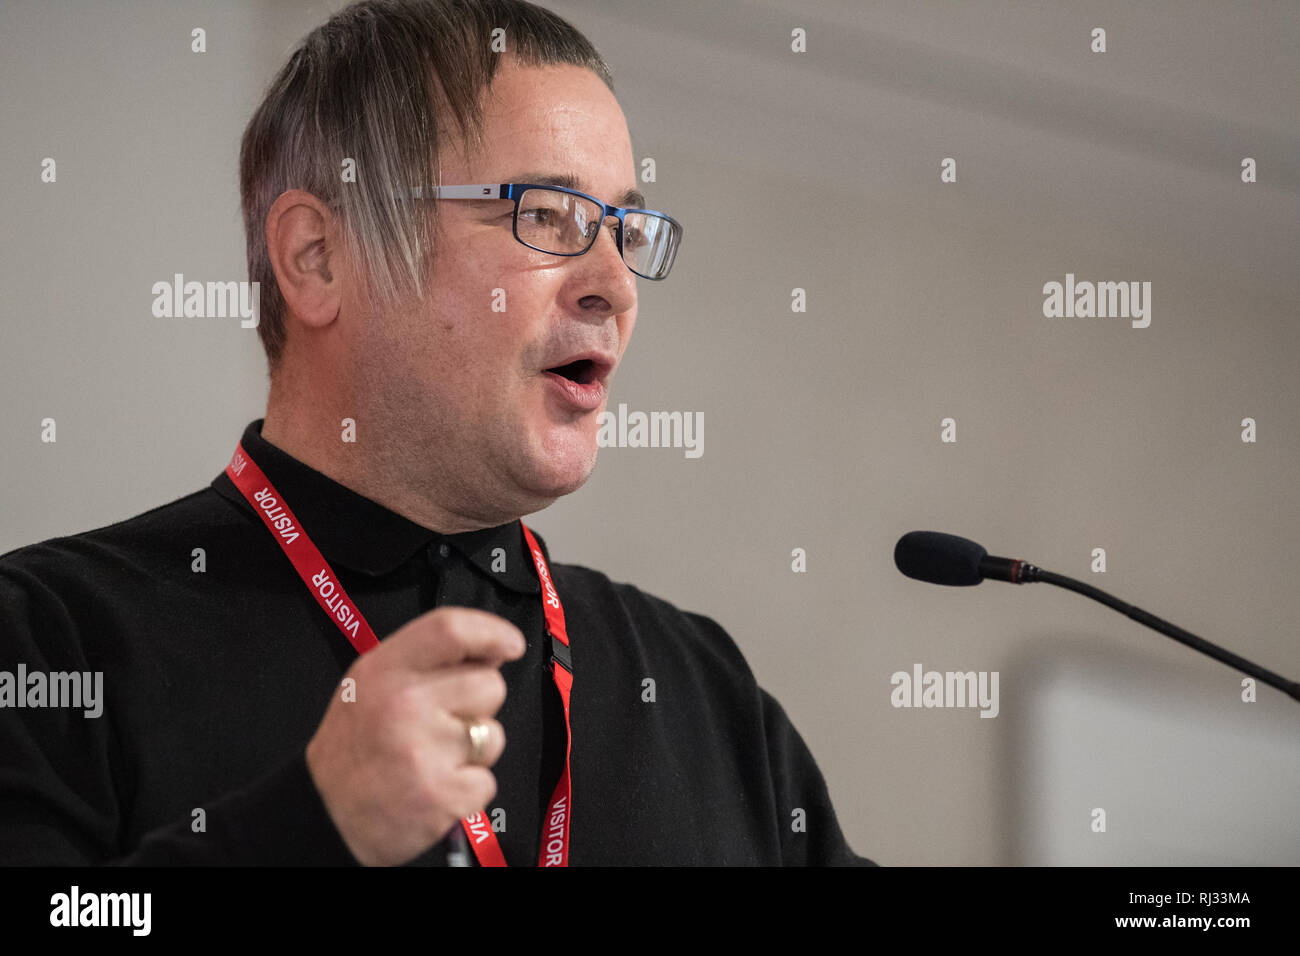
[428, 541, 451, 606]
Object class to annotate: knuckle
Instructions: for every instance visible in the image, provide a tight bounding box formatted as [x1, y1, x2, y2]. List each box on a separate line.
[462, 666, 506, 705]
[387, 681, 428, 722]
[426, 607, 456, 638]
[472, 768, 498, 808]
[444, 770, 488, 819]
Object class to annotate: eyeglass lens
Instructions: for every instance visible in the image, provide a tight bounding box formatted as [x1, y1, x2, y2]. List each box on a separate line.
[517, 187, 678, 279]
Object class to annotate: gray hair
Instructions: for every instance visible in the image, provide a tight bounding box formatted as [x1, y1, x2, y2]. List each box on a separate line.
[239, 0, 613, 372]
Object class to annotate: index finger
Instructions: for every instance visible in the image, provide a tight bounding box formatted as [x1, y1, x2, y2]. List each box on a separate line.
[384, 606, 527, 671]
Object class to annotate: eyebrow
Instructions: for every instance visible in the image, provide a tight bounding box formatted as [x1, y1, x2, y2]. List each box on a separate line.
[506, 172, 648, 210]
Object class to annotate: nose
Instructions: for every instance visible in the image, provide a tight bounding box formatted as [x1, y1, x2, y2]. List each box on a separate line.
[576, 214, 636, 316]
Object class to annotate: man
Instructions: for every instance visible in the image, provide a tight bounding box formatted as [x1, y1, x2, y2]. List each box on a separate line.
[0, 0, 872, 866]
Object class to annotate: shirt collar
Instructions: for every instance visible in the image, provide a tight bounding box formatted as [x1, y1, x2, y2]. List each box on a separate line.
[210, 419, 542, 594]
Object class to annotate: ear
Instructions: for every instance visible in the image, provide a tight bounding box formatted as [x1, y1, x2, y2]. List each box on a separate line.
[265, 189, 343, 331]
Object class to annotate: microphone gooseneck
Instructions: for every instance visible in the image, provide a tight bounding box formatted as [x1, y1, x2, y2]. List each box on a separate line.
[894, 530, 1300, 704]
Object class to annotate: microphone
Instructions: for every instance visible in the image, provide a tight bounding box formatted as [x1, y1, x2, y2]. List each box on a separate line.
[894, 530, 1300, 704]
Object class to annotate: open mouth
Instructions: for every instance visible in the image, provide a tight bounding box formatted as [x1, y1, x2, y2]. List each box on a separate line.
[545, 359, 600, 385]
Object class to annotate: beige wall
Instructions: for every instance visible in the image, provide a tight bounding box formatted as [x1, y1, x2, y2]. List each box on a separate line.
[2, 0, 1297, 864]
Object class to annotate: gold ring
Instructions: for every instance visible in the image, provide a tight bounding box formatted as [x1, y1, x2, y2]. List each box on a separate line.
[464, 719, 492, 765]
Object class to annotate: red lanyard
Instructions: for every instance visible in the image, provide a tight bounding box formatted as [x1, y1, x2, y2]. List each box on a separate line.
[225, 441, 573, 867]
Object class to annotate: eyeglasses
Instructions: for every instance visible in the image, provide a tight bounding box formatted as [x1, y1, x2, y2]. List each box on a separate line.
[409, 183, 683, 280]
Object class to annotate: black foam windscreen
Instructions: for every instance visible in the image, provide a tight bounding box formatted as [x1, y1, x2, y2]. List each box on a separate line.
[894, 531, 988, 586]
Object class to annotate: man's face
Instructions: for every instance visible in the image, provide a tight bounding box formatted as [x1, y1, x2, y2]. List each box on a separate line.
[352, 59, 639, 523]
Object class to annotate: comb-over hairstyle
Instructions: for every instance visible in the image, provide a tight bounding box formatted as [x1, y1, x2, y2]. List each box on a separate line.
[239, 0, 613, 372]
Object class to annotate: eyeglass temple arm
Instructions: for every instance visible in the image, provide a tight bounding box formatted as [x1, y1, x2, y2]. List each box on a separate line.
[408, 185, 505, 200]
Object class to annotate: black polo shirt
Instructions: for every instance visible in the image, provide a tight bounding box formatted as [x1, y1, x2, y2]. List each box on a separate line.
[0, 419, 873, 865]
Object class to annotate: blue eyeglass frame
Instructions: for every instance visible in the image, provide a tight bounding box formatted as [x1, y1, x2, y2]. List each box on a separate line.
[409, 182, 683, 280]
